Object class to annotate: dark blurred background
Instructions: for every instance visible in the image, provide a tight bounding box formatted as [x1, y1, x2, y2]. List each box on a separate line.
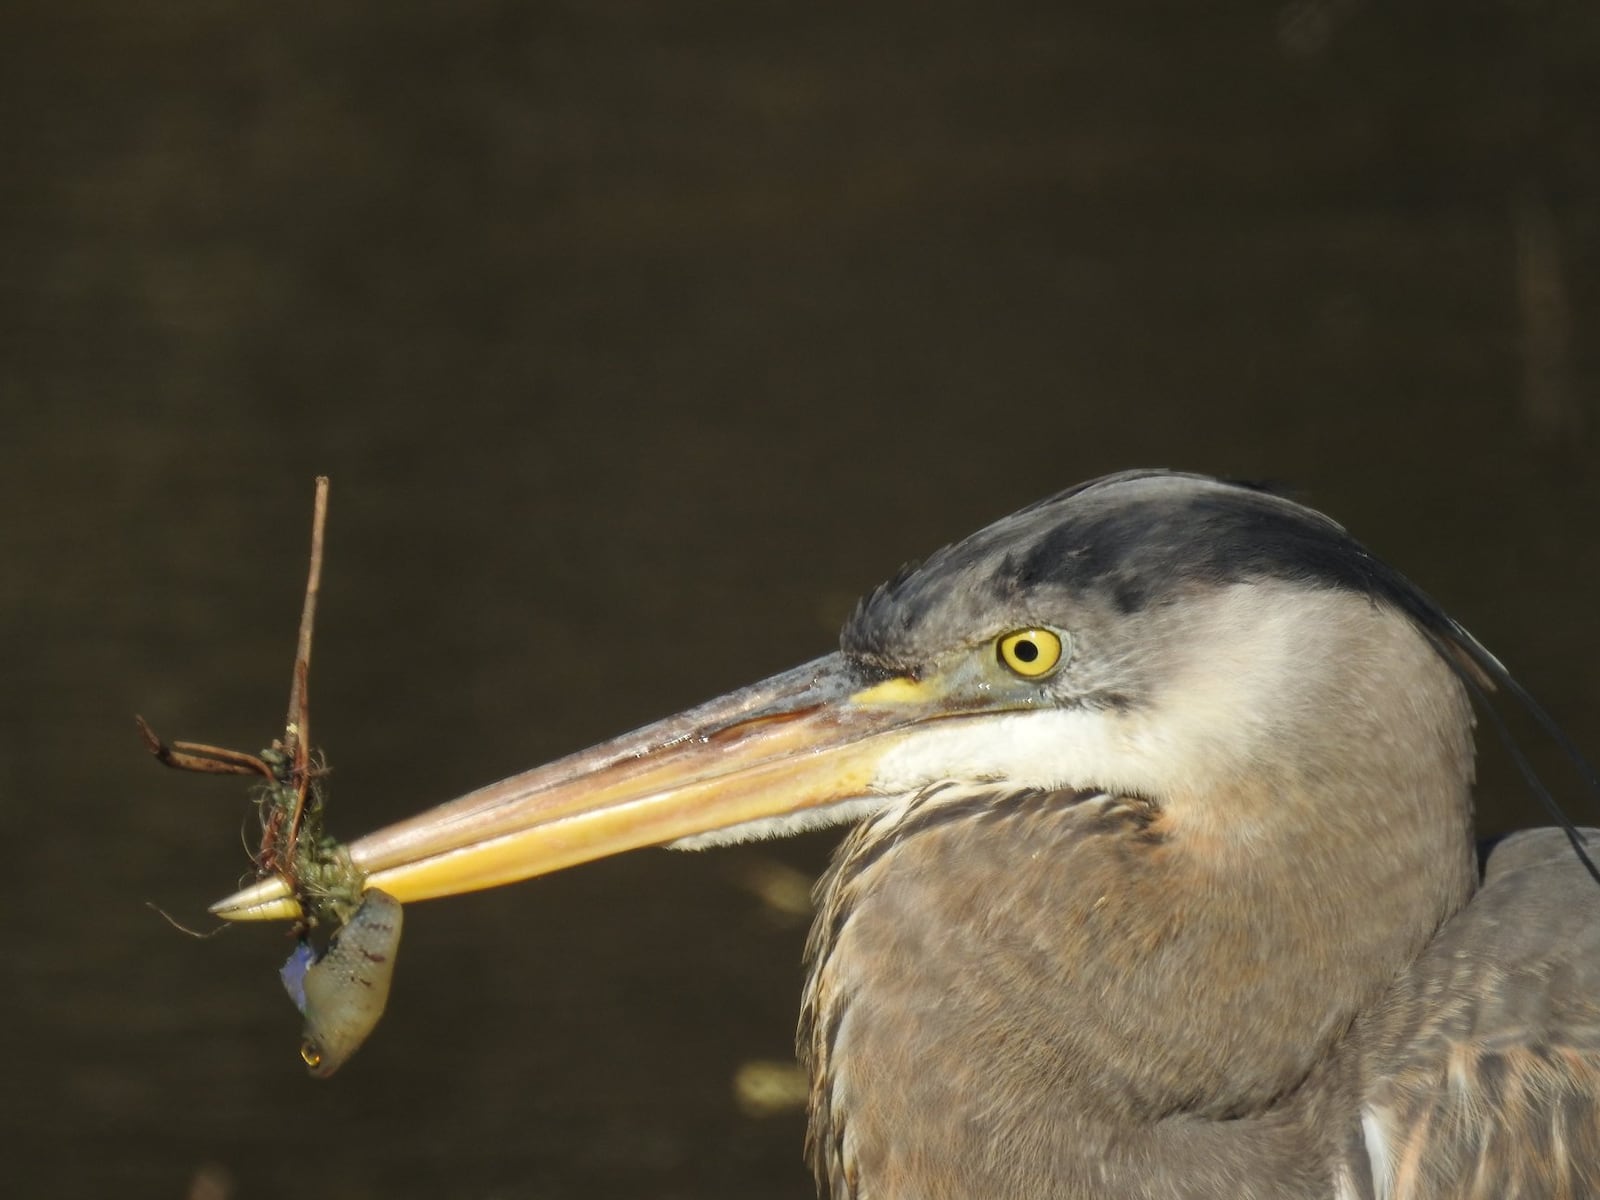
[2, 1, 1596, 1197]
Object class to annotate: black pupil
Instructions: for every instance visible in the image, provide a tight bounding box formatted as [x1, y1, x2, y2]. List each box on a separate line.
[1013, 638, 1039, 663]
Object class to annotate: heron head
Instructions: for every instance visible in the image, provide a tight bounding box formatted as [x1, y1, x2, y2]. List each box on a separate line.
[211, 470, 1480, 920]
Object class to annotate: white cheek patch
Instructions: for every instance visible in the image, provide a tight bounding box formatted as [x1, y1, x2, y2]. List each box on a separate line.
[869, 707, 1166, 801]
[672, 698, 1224, 853]
[669, 708, 1147, 851]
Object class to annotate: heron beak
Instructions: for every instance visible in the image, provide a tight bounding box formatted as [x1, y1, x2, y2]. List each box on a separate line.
[210, 653, 948, 921]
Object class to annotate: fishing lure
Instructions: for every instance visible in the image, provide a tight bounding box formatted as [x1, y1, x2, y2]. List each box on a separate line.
[281, 888, 404, 1078]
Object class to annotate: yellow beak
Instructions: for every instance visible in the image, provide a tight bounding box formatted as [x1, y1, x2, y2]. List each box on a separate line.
[210, 654, 947, 921]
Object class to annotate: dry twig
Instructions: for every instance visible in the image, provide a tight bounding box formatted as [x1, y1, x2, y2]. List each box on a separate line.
[138, 477, 358, 925]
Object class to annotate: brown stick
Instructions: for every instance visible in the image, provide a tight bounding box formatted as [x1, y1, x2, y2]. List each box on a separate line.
[280, 476, 329, 870]
[135, 716, 276, 780]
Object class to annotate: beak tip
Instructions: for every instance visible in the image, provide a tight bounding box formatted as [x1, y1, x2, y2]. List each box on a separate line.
[209, 876, 302, 922]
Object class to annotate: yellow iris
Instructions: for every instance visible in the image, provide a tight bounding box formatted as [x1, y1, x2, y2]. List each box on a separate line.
[997, 628, 1064, 678]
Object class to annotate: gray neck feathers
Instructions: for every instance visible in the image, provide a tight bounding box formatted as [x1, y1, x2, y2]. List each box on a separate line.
[801, 590, 1477, 1199]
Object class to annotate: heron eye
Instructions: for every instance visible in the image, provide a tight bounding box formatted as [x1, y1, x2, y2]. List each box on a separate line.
[301, 1041, 323, 1069]
[997, 628, 1064, 678]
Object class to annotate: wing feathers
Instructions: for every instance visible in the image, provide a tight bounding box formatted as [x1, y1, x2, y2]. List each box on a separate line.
[1357, 830, 1600, 1199]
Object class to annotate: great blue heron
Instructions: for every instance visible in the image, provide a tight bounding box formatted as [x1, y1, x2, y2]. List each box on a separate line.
[216, 469, 1600, 1199]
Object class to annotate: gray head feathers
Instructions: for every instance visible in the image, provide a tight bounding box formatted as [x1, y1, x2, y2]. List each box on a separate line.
[842, 470, 1493, 682]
